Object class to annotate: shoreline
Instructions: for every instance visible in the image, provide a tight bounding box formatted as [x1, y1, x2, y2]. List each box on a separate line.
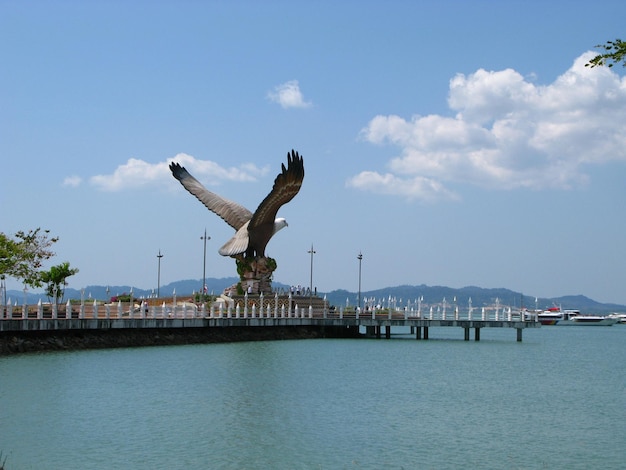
[0, 325, 360, 356]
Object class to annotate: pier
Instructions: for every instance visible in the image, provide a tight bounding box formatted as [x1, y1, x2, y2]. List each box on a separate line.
[0, 294, 539, 353]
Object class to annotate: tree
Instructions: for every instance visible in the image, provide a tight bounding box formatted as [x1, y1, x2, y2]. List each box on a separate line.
[0, 228, 59, 287]
[586, 38, 626, 68]
[40, 262, 79, 305]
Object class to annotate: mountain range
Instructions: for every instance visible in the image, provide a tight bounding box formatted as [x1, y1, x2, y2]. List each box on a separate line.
[5, 277, 625, 314]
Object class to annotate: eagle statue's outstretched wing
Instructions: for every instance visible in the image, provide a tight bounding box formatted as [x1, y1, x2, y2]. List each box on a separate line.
[169, 150, 304, 258]
[169, 162, 253, 230]
[249, 150, 304, 233]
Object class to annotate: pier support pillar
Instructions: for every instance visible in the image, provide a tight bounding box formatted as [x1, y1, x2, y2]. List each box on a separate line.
[474, 328, 481, 341]
[516, 328, 522, 342]
[423, 326, 429, 340]
[376, 325, 381, 339]
[464, 327, 470, 341]
[385, 326, 390, 339]
[415, 327, 421, 340]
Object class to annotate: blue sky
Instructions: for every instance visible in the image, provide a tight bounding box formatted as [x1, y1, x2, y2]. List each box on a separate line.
[2, 1, 625, 304]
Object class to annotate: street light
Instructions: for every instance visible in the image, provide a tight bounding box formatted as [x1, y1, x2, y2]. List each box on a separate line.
[357, 252, 363, 312]
[308, 244, 316, 306]
[23, 285, 28, 318]
[0, 274, 5, 318]
[201, 229, 211, 298]
[156, 250, 163, 298]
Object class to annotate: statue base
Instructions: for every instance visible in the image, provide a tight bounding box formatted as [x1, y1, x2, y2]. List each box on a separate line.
[224, 255, 277, 295]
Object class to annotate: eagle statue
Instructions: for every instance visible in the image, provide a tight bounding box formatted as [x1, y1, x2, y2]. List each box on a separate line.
[169, 150, 304, 259]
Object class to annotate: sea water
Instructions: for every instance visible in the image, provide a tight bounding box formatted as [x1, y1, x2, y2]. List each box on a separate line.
[0, 326, 624, 469]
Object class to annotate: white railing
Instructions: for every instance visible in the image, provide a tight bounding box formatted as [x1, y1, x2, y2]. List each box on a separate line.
[1, 295, 536, 322]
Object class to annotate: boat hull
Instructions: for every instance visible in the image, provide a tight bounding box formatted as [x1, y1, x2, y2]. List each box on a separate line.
[557, 317, 618, 326]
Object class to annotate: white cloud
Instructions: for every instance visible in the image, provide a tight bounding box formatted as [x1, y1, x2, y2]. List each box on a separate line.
[267, 80, 312, 109]
[346, 171, 458, 202]
[355, 52, 626, 201]
[62, 175, 82, 187]
[89, 154, 268, 192]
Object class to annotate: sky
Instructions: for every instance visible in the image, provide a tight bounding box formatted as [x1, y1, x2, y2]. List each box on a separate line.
[2, 1, 626, 304]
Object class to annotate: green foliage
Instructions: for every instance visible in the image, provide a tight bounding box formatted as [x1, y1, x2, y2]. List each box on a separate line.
[266, 257, 277, 272]
[0, 228, 59, 287]
[193, 292, 215, 303]
[236, 256, 252, 280]
[40, 261, 79, 304]
[114, 293, 133, 303]
[586, 38, 626, 68]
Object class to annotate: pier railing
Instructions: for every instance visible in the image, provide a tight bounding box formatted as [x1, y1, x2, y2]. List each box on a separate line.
[0, 295, 539, 323]
[0, 294, 540, 343]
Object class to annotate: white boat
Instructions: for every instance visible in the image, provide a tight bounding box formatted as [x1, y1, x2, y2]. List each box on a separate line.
[535, 307, 566, 325]
[607, 313, 626, 324]
[536, 308, 618, 326]
[565, 314, 618, 326]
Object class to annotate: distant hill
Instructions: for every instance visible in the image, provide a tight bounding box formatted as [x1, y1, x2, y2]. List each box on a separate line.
[71, 277, 243, 301]
[6, 279, 625, 314]
[6, 278, 239, 305]
[322, 285, 625, 314]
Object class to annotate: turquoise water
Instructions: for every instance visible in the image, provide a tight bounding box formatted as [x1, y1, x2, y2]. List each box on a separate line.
[1, 326, 624, 469]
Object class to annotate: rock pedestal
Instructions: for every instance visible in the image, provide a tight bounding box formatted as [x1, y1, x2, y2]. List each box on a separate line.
[224, 255, 277, 295]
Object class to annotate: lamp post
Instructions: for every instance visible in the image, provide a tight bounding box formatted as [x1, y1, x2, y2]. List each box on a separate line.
[23, 285, 28, 318]
[156, 250, 163, 298]
[357, 251, 363, 312]
[308, 244, 316, 307]
[0, 274, 5, 318]
[201, 229, 211, 298]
